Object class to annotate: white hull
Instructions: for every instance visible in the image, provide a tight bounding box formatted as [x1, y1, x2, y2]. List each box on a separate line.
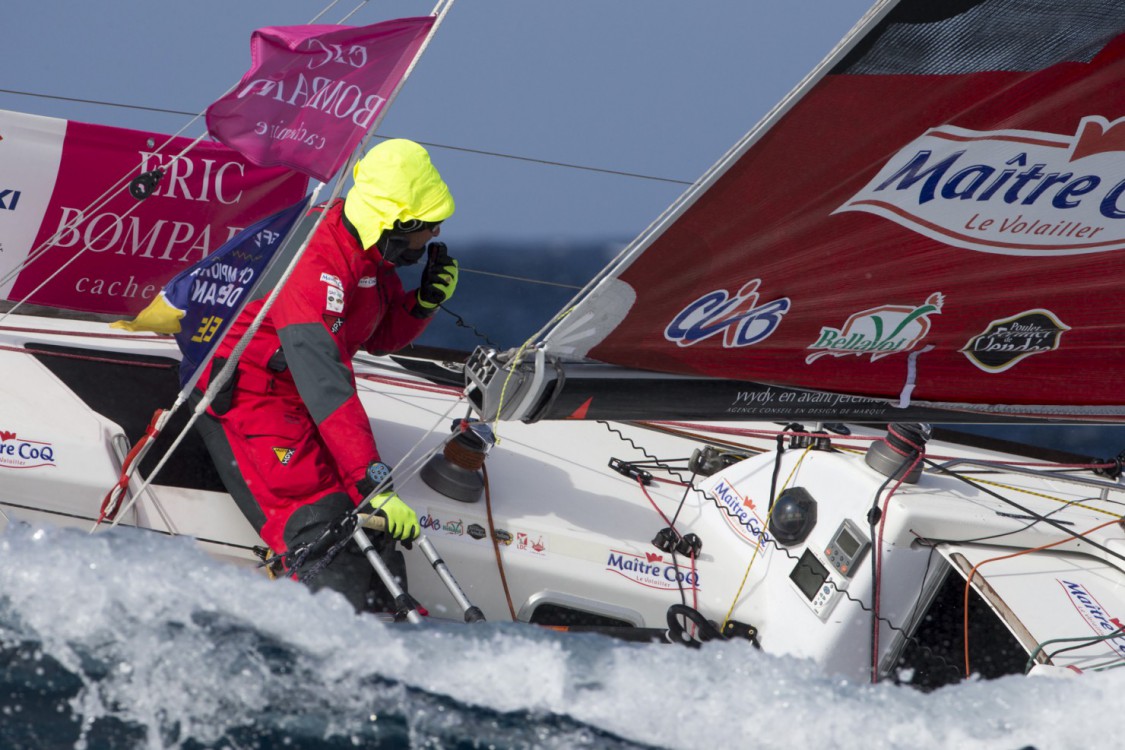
[4, 312, 1125, 685]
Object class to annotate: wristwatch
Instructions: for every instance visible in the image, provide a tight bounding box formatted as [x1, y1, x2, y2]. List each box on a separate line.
[357, 461, 393, 498]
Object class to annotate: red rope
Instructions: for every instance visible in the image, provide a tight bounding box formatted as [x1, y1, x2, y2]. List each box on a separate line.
[0, 324, 165, 340]
[98, 409, 165, 523]
[871, 433, 924, 683]
[0, 343, 175, 368]
[636, 477, 700, 612]
[648, 420, 1116, 470]
[962, 517, 1121, 677]
[636, 477, 677, 529]
[482, 464, 518, 621]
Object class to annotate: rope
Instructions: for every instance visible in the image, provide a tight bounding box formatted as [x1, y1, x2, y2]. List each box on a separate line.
[632, 476, 701, 634]
[0, 344, 175, 368]
[483, 464, 518, 620]
[967, 477, 1125, 519]
[962, 517, 1123, 677]
[443, 436, 486, 471]
[489, 337, 535, 442]
[1028, 626, 1125, 672]
[0, 324, 165, 341]
[98, 409, 166, 522]
[721, 444, 812, 631]
[871, 445, 923, 683]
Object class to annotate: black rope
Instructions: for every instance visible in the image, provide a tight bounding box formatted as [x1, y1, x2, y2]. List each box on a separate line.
[600, 421, 966, 678]
[923, 456, 1125, 566]
[598, 422, 700, 487]
[597, 422, 709, 608]
[1031, 624, 1125, 671]
[666, 604, 723, 647]
[436, 304, 502, 349]
[265, 510, 361, 583]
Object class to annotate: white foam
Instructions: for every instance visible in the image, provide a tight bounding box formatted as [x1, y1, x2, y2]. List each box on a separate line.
[0, 522, 1116, 749]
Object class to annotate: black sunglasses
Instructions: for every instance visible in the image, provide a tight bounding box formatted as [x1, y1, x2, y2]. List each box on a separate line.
[394, 219, 442, 234]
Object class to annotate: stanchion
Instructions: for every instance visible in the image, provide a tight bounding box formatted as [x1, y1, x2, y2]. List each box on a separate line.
[351, 523, 424, 624]
[357, 514, 485, 623]
[415, 535, 486, 623]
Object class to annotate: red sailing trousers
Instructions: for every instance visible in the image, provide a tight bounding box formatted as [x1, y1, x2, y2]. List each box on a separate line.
[211, 379, 362, 553]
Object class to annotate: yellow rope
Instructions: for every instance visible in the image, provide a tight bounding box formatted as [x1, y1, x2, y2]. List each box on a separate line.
[712, 443, 1122, 630]
[837, 443, 1123, 519]
[970, 477, 1125, 520]
[721, 445, 812, 630]
[489, 339, 531, 446]
[489, 307, 575, 444]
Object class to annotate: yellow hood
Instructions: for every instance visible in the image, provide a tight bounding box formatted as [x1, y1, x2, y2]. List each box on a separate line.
[343, 139, 455, 249]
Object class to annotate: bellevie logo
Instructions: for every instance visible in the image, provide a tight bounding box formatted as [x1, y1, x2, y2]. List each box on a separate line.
[806, 293, 943, 364]
[835, 117, 1125, 256]
[962, 309, 1069, 373]
[665, 279, 790, 348]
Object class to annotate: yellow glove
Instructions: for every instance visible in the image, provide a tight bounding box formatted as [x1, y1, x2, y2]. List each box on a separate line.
[417, 243, 458, 312]
[369, 490, 420, 541]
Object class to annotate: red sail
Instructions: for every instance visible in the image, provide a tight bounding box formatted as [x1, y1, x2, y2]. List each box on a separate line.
[544, 1, 1125, 420]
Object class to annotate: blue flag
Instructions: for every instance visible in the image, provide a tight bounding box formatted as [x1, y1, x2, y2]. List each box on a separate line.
[113, 197, 309, 387]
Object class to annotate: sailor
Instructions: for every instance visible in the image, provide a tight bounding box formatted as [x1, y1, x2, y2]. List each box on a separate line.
[191, 138, 458, 612]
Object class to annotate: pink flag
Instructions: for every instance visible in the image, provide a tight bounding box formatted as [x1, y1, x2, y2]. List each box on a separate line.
[206, 17, 435, 182]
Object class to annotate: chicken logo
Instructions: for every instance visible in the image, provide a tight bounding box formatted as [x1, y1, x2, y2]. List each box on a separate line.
[606, 549, 700, 591]
[0, 433, 56, 469]
[837, 116, 1125, 256]
[962, 309, 1069, 373]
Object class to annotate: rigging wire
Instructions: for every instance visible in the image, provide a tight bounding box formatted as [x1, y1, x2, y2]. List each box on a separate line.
[8, 8, 1125, 665]
[596, 421, 980, 675]
[103, 0, 461, 526]
[869, 458, 918, 684]
[892, 541, 965, 686]
[598, 422, 1004, 678]
[923, 456, 1125, 565]
[0, 88, 694, 186]
[633, 478, 700, 615]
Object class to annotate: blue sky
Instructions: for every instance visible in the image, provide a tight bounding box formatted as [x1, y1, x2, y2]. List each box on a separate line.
[1, 0, 873, 244]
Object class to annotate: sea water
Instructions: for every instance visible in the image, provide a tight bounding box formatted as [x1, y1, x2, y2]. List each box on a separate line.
[0, 522, 1119, 750]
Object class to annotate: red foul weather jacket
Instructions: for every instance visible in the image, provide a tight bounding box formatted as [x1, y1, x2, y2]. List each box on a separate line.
[198, 200, 432, 551]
